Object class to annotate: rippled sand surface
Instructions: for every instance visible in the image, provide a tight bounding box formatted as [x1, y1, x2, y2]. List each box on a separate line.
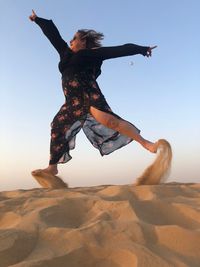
[1, 183, 200, 267]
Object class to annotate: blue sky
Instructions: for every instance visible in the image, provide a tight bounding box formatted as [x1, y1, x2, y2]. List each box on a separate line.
[1, 0, 200, 190]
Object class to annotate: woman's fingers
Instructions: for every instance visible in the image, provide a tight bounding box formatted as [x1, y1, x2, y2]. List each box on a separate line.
[146, 45, 157, 57]
[29, 9, 37, 21]
[150, 45, 157, 50]
[32, 9, 36, 16]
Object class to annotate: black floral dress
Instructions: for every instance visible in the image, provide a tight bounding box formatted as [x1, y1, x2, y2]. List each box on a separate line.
[34, 17, 149, 164]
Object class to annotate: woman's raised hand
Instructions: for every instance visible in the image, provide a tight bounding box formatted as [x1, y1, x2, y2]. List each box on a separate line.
[29, 9, 37, 21]
[146, 46, 157, 57]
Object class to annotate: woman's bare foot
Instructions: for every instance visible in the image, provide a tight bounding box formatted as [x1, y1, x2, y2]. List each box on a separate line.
[32, 165, 58, 176]
[31, 167, 68, 189]
[143, 140, 158, 153]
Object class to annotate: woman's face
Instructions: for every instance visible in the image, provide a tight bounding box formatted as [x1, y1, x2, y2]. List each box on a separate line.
[70, 32, 86, 52]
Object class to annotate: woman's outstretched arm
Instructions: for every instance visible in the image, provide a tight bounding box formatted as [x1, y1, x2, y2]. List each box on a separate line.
[29, 10, 70, 55]
[88, 43, 157, 60]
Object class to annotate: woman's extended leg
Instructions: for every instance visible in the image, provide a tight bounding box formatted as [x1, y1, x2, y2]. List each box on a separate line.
[90, 106, 157, 153]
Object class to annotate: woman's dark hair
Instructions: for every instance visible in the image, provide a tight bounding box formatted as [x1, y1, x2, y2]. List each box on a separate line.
[78, 29, 104, 48]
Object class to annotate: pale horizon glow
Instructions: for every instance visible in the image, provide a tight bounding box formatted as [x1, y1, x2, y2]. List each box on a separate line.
[1, 0, 200, 191]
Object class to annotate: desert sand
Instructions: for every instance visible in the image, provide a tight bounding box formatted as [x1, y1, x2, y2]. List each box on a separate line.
[1, 183, 200, 267]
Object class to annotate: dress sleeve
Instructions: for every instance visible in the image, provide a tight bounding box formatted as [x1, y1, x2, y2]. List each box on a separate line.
[89, 43, 149, 60]
[34, 16, 70, 55]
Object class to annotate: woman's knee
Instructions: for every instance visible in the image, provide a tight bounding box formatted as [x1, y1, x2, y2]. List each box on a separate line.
[106, 116, 120, 130]
[90, 106, 120, 130]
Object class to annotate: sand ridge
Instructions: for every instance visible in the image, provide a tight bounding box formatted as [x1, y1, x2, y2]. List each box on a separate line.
[0, 183, 200, 266]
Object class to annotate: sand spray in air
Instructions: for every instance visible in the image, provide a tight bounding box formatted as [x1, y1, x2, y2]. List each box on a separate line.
[135, 139, 172, 185]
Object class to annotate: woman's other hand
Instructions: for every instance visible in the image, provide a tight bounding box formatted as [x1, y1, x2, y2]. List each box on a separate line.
[29, 9, 37, 21]
[146, 45, 157, 57]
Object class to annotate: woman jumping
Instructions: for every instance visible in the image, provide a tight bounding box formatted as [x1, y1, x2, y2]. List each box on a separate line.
[29, 10, 158, 179]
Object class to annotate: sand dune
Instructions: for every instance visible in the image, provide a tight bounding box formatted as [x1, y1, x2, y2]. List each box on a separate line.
[0, 183, 200, 267]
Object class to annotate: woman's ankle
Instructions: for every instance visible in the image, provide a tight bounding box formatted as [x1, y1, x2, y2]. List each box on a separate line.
[46, 165, 58, 175]
[143, 140, 157, 153]
[137, 138, 157, 153]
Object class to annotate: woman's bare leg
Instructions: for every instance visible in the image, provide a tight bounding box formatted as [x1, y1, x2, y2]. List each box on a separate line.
[90, 106, 158, 153]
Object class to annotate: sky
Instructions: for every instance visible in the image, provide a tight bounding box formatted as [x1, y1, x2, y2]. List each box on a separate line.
[1, 0, 200, 191]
